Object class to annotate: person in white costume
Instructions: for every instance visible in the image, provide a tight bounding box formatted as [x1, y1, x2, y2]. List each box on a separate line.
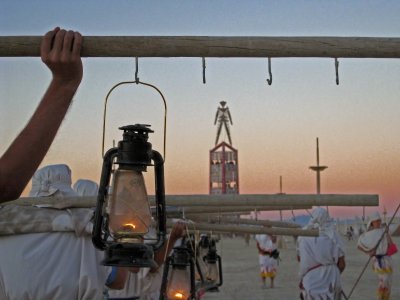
[297, 207, 346, 300]
[255, 233, 278, 288]
[358, 212, 395, 300]
[0, 164, 126, 300]
[73, 179, 99, 196]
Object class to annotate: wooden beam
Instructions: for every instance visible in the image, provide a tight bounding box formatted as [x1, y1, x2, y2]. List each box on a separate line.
[167, 205, 312, 215]
[1, 36, 399, 58]
[160, 194, 379, 207]
[190, 216, 301, 228]
[167, 220, 317, 237]
[4, 194, 378, 208]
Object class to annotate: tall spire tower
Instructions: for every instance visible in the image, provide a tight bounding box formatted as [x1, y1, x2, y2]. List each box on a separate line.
[309, 138, 328, 194]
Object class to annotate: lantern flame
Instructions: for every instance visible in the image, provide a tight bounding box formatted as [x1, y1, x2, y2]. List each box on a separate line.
[123, 223, 136, 230]
[174, 292, 184, 299]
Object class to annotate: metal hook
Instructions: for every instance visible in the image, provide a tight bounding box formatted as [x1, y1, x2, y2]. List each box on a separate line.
[266, 57, 272, 85]
[334, 58, 339, 85]
[291, 210, 296, 221]
[202, 57, 206, 84]
[135, 57, 140, 84]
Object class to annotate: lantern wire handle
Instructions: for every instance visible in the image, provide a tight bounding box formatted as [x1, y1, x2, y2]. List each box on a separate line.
[102, 60, 167, 160]
[291, 209, 296, 221]
[184, 221, 197, 265]
[266, 57, 272, 85]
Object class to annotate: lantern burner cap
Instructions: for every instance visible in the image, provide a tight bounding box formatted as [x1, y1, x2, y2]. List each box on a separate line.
[103, 243, 157, 268]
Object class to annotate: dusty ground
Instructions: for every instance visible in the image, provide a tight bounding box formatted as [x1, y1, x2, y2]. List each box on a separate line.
[202, 236, 400, 300]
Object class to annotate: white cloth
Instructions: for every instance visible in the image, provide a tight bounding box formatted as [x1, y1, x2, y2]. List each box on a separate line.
[0, 164, 111, 300]
[29, 164, 77, 197]
[297, 236, 344, 300]
[255, 234, 276, 252]
[304, 207, 345, 252]
[73, 179, 99, 197]
[366, 211, 382, 231]
[297, 207, 345, 300]
[0, 205, 95, 236]
[358, 227, 388, 255]
[255, 234, 278, 276]
[0, 232, 110, 300]
[357, 227, 393, 299]
[108, 267, 163, 299]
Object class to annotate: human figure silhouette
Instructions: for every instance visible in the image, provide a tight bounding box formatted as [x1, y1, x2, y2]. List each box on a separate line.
[214, 101, 233, 145]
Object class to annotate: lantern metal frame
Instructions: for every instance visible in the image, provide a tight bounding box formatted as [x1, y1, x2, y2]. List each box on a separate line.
[160, 243, 196, 300]
[202, 238, 223, 288]
[92, 124, 167, 268]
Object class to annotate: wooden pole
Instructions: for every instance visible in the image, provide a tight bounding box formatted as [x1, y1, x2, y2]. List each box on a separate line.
[167, 220, 317, 237]
[1, 36, 400, 58]
[192, 217, 301, 228]
[4, 194, 378, 208]
[168, 205, 312, 215]
[159, 194, 378, 207]
[190, 216, 301, 228]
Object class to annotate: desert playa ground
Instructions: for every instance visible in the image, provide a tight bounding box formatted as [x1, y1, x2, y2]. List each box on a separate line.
[202, 235, 400, 300]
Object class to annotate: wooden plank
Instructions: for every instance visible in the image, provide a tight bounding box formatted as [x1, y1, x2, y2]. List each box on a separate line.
[1, 36, 399, 58]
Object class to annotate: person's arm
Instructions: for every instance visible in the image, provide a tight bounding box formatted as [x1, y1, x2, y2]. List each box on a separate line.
[387, 232, 394, 245]
[151, 222, 186, 273]
[0, 27, 82, 202]
[271, 235, 277, 243]
[106, 267, 129, 290]
[337, 256, 345, 273]
[357, 245, 375, 257]
[256, 241, 263, 254]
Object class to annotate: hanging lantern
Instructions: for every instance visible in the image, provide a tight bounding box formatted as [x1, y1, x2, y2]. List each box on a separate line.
[203, 238, 223, 287]
[160, 244, 196, 300]
[92, 124, 166, 268]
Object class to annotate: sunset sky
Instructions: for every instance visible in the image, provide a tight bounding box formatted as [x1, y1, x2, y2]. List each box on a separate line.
[1, 1, 400, 219]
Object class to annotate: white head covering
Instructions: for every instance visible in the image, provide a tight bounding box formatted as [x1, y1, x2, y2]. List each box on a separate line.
[73, 179, 99, 196]
[29, 164, 77, 197]
[367, 211, 381, 230]
[305, 207, 344, 248]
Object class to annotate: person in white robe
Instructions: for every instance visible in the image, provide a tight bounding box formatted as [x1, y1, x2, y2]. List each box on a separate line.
[73, 178, 99, 196]
[255, 233, 278, 288]
[297, 207, 346, 300]
[357, 212, 394, 300]
[0, 164, 126, 300]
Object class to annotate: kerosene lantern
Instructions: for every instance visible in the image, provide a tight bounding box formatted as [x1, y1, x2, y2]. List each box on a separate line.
[203, 238, 223, 287]
[160, 243, 196, 300]
[92, 124, 166, 268]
